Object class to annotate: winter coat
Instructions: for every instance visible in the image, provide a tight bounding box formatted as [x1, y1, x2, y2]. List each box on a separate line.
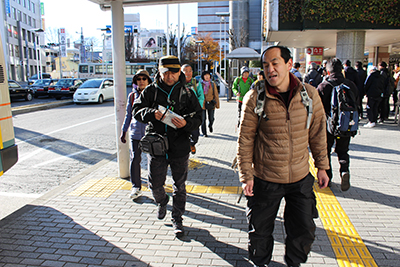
[201, 81, 220, 110]
[237, 73, 329, 184]
[365, 70, 384, 98]
[132, 72, 203, 158]
[356, 67, 367, 97]
[304, 69, 322, 87]
[344, 66, 362, 94]
[317, 72, 359, 117]
[232, 76, 254, 103]
[187, 78, 204, 106]
[121, 89, 147, 141]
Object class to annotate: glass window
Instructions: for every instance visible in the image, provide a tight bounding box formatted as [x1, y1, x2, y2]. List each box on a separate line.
[33, 48, 36, 59]
[22, 29, 26, 41]
[28, 31, 31, 42]
[12, 7, 16, 19]
[79, 65, 89, 73]
[8, 25, 12, 37]
[32, 2, 35, 13]
[23, 13, 27, 23]
[32, 18, 36, 28]
[9, 44, 14, 57]
[27, 0, 30, 10]
[13, 26, 18, 38]
[95, 65, 104, 74]
[90, 66, 94, 73]
[15, 45, 20, 58]
[17, 10, 22, 21]
[28, 16, 31, 26]
[18, 0, 21, 4]
[23, 46, 27, 58]
[29, 48, 32, 59]
[107, 65, 113, 75]
[23, 0, 26, 7]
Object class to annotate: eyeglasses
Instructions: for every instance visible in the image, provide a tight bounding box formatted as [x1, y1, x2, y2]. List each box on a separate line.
[136, 77, 147, 81]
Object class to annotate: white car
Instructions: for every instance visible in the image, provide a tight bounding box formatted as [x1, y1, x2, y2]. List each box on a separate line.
[73, 78, 114, 104]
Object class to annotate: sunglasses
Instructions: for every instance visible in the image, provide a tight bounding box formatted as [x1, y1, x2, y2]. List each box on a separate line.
[136, 77, 148, 81]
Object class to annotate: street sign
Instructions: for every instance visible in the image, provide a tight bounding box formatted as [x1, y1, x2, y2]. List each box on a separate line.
[60, 28, 67, 58]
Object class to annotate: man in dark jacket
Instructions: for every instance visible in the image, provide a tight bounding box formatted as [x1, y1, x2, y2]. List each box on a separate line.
[304, 62, 322, 87]
[132, 56, 203, 238]
[378, 61, 392, 123]
[364, 66, 384, 127]
[344, 60, 362, 92]
[317, 58, 359, 191]
[355, 61, 367, 118]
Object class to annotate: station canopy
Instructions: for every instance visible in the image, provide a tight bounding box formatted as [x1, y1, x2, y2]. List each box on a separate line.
[226, 47, 261, 60]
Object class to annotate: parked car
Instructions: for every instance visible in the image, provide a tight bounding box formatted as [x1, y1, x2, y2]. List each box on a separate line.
[73, 78, 114, 104]
[8, 80, 34, 101]
[29, 79, 57, 98]
[49, 78, 84, 100]
[28, 73, 52, 85]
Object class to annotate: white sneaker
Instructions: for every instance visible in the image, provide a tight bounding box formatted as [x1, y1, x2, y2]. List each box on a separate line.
[363, 122, 376, 128]
[130, 187, 142, 199]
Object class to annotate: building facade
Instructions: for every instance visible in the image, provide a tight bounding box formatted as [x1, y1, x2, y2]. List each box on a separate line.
[2, 0, 44, 82]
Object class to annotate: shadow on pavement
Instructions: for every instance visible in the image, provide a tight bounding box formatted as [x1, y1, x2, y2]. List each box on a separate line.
[0, 205, 148, 266]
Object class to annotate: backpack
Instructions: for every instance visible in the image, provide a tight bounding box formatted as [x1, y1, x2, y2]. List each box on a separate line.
[326, 81, 359, 137]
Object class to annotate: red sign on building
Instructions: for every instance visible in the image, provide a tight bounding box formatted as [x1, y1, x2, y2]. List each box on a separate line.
[306, 47, 323, 55]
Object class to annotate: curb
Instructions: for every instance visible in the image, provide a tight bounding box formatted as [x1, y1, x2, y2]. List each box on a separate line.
[11, 100, 74, 115]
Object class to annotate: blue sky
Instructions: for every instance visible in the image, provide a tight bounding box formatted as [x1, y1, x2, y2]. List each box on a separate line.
[41, 0, 198, 45]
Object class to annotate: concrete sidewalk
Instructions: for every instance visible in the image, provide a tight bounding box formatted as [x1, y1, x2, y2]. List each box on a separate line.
[1, 99, 399, 267]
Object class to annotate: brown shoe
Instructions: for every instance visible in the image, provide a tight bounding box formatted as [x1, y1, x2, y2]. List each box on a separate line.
[190, 145, 196, 154]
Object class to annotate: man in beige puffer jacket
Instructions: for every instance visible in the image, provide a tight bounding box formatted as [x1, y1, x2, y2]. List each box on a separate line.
[237, 46, 330, 267]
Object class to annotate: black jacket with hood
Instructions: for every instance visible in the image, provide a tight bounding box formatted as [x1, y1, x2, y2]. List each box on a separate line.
[132, 72, 203, 158]
[365, 70, 384, 98]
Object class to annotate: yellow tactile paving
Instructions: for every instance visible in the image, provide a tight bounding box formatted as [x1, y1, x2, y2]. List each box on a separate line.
[68, 156, 378, 266]
[309, 157, 378, 267]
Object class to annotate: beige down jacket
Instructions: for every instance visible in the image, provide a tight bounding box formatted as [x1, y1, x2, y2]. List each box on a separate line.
[237, 76, 329, 184]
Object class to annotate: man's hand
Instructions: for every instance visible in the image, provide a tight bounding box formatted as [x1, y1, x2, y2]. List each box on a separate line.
[154, 110, 163, 120]
[236, 92, 241, 97]
[120, 132, 127, 143]
[242, 179, 254, 196]
[317, 169, 329, 189]
[171, 117, 187, 129]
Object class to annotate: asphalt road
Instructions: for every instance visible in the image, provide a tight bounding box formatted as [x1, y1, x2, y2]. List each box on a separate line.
[1, 99, 118, 219]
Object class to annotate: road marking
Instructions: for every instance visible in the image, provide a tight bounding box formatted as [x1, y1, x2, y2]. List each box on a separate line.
[33, 149, 92, 167]
[18, 145, 51, 163]
[16, 114, 114, 145]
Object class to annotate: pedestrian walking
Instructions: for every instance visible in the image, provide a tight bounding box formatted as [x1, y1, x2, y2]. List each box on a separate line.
[237, 46, 329, 267]
[132, 56, 203, 238]
[232, 66, 254, 127]
[120, 69, 152, 200]
[317, 58, 359, 191]
[181, 64, 204, 154]
[201, 70, 220, 137]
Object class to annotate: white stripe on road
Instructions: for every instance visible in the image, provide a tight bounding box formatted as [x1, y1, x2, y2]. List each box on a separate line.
[33, 149, 93, 168]
[17, 145, 51, 163]
[16, 114, 114, 145]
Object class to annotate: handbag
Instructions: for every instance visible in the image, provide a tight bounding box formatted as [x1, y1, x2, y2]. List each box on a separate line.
[205, 82, 216, 110]
[139, 133, 169, 157]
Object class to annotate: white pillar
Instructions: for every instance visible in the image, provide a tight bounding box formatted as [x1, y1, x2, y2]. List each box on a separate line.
[111, 0, 129, 179]
[166, 5, 170, 56]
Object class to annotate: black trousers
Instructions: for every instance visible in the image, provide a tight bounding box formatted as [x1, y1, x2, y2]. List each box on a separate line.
[147, 154, 189, 221]
[326, 132, 351, 181]
[366, 96, 381, 123]
[246, 174, 317, 266]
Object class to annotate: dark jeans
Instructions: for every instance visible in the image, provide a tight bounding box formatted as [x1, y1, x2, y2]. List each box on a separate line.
[246, 174, 317, 267]
[326, 132, 350, 181]
[190, 128, 200, 146]
[130, 139, 142, 188]
[366, 96, 382, 123]
[147, 154, 189, 221]
[201, 109, 215, 136]
[378, 96, 390, 121]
